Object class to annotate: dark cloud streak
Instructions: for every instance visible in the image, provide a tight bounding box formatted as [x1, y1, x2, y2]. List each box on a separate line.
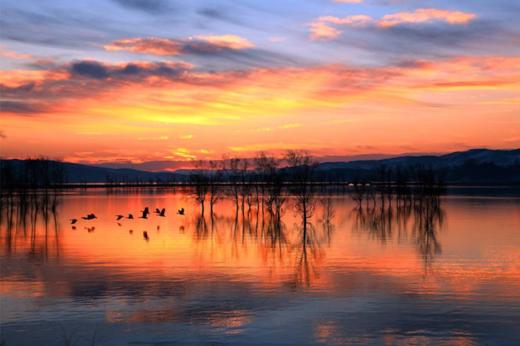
[71, 61, 110, 79]
[0, 6, 151, 50]
[0, 101, 43, 114]
[113, 0, 175, 14]
[104, 37, 302, 69]
[333, 19, 520, 62]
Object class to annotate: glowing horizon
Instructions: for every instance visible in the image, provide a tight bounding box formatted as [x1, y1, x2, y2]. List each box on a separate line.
[1, 0, 519, 164]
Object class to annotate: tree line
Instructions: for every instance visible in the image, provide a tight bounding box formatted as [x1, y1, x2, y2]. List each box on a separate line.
[188, 151, 445, 219]
[1, 158, 65, 230]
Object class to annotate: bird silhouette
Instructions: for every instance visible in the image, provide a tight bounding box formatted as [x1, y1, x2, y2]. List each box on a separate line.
[157, 208, 166, 217]
[140, 207, 150, 219]
[143, 231, 149, 241]
[128, 213, 134, 219]
[116, 214, 124, 221]
[82, 213, 97, 220]
[155, 208, 161, 214]
[177, 208, 185, 215]
[70, 218, 78, 224]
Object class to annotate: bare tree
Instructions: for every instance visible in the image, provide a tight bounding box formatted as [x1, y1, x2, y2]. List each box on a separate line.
[226, 157, 242, 211]
[285, 150, 317, 224]
[190, 161, 209, 215]
[255, 152, 285, 217]
[208, 160, 221, 215]
[238, 158, 250, 213]
[351, 181, 367, 207]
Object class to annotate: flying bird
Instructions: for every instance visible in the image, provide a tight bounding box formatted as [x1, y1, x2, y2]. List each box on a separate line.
[70, 219, 78, 224]
[157, 208, 166, 217]
[177, 208, 185, 215]
[140, 207, 150, 219]
[128, 213, 134, 219]
[143, 231, 149, 241]
[82, 213, 97, 220]
[116, 214, 124, 220]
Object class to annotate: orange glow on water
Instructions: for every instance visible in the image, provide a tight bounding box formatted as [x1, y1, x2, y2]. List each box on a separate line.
[2, 193, 519, 298]
[2, 192, 519, 345]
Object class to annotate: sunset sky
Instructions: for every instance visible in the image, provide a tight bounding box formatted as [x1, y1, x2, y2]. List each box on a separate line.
[1, 0, 519, 167]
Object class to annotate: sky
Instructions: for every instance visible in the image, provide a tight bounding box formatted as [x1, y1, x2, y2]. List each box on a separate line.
[1, 0, 519, 166]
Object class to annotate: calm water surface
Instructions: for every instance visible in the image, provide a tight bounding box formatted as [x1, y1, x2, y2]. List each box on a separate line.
[1, 190, 519, 345]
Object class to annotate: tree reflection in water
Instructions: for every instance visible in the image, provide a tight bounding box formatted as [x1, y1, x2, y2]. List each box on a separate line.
[186, 197, 333, 289]
[1, 190, 445, 289]
[293, 221, 323, 288]
[1, 191, 63, 263]
[352, 195, 445, 271]
[412, 198, 444, 269]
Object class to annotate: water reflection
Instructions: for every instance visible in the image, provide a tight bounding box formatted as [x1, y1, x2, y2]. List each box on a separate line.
[1, 190, 63, 263]
[1, 190, 520, 345]
[352, 196, 445, 270]
[184, 195, 335, 290]
[0, 191, 487, 287]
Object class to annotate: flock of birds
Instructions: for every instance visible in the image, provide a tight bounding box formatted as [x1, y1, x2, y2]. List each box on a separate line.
[69, 207, 185, 241]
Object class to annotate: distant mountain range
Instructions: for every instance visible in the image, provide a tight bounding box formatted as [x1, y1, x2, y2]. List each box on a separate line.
[314, 148, 520, 184]
[90, 153, 409, 172]
[316, 148, 520, 170]
[2, 148, 519, 185]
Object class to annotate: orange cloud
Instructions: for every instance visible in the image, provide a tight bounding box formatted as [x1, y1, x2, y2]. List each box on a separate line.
[104, 35, 254, 56]
[3, 57, 518, 116]
[1, 55, 518, 161]
[318, 15, 374, 27]
[193, 35, 254, 50]
[379, 8, 476, 27]
[173, 147, 196, 160]
[309, 21, 343, 40]
[0, 45, 33, 60]
[310, 15, 372, 40]
[310, 8, 476, 40]
[105, 37, 183, 56]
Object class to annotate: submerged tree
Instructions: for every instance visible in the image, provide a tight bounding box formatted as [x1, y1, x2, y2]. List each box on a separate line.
[238, 158, 250, 213]
[225, 156, 242, 212]
[285, 150, 317, 225]
[207, 160, 221, 216]
[255, 152, 285, 217]
[190, 161, 209, 215]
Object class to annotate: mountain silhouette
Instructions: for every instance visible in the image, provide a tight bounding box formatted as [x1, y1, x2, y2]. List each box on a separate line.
[1, 149, 519, 184]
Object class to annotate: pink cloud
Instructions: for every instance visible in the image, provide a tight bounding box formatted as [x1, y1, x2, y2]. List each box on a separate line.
[309, 8, 476, 40]
[379, 8, 476, 27]
[105, 35, 254, 56]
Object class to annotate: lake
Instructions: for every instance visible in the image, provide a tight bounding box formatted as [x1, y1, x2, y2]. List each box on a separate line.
[1, 189, 519, 345]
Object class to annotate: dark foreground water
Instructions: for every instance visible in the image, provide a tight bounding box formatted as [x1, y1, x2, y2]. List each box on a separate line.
[1, 190, 519, 345]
